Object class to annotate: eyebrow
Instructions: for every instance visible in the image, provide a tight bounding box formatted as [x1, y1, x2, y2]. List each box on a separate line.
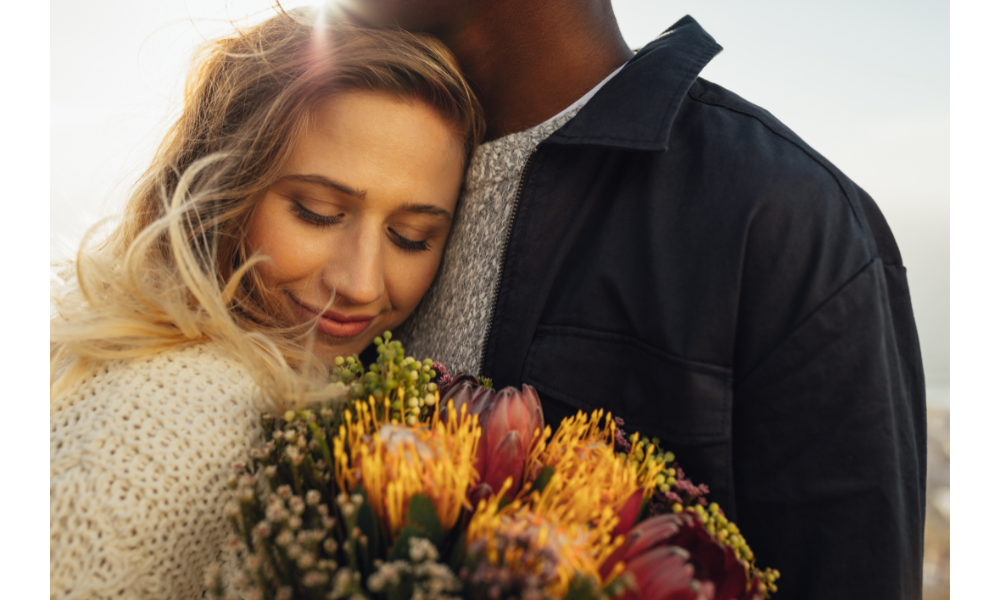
[400, 203, 453, 223]
[283, 174, 367, 198]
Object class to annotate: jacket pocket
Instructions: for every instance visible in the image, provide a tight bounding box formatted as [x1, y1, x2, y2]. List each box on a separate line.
[522, 326, 733, 445]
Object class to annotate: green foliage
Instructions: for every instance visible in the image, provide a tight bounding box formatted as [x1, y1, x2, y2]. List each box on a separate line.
[448, 529, 467, 574]
[389, 494, 445, 561]
[528, 465, 556, 496]
[352, 487, 383, 576]
[564, 573, 625, 600]
[332, 332, 442, 426]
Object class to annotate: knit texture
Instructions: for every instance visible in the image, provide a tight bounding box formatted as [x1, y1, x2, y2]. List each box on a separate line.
[397, 106, 584, 375]
[50, 343, 264, 600]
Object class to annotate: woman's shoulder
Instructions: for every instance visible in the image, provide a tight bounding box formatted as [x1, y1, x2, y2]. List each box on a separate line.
[51, 342, 265, 475]
[53, 342, 256, 412]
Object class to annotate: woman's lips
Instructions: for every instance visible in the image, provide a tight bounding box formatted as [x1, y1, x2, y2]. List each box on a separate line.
[289, 296, 374, 339]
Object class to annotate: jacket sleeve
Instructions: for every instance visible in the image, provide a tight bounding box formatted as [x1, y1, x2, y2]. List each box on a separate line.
[730, 181, 926, 600]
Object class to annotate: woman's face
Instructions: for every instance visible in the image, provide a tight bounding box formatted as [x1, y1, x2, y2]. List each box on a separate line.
[247, 91, 465, 362]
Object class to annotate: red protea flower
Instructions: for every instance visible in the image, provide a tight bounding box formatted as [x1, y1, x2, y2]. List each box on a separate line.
[439, 376, 544, 499]
[601, 512, 763, 600]
[612, 489, 646, 538]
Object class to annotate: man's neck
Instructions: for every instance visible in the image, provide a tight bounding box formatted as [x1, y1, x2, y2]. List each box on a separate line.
[440, 1, 634, 141]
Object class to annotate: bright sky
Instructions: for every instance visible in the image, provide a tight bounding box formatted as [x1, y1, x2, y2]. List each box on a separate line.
[50, 0, 949, 389]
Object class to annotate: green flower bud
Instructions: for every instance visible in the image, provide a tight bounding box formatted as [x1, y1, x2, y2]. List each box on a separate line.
[374, 336, 383, 346]
[334, 356, 345, 366]
[664, 451, 675, 463]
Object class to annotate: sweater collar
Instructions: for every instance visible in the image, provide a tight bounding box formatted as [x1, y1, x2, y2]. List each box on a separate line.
[543, 15, 723, 151]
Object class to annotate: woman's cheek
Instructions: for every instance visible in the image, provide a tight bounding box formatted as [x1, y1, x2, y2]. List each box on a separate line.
[249, 206, 319, 286]
[391, 248, 445, 312]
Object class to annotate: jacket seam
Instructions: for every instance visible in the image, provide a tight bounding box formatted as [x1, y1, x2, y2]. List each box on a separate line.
[733, 256, 880, 388]
[532, 324, 733, 379]
[523, 368, 731, 445]
[686, 89, 871, 249]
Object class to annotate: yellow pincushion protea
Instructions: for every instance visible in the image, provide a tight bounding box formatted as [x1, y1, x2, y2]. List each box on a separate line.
[464, 410, 667, 596]
[331, 396, 481, 539]
[525, 409, 666, 531]
[466, 481, 621, 597]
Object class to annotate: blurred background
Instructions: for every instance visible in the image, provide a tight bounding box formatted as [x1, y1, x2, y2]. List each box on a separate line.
[50, 1, 949, 596]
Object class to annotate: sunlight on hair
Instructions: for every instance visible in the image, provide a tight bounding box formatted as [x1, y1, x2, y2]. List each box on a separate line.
[51, 7, 485, 410]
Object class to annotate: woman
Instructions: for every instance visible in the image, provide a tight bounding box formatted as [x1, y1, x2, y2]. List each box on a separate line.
[50, 7, 484, 599]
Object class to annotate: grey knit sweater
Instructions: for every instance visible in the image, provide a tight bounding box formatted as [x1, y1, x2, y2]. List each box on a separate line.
[397, 105, 584, 375]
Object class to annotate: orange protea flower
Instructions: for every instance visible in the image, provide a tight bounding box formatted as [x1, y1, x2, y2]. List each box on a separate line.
[466, 480, 621, 597]
[462, 410, 665, 597]
[331, 396, 480, 539]
[524, 409, 667, 537]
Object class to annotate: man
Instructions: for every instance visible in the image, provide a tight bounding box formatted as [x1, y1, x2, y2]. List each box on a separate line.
[346, 1, 926, 597]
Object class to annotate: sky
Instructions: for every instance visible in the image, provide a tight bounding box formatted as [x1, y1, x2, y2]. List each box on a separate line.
[50, 0, 950, 391]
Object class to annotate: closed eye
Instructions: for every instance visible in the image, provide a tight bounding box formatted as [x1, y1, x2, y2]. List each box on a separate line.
[388, 227, 430, 253]
[292, 201, 343, 227]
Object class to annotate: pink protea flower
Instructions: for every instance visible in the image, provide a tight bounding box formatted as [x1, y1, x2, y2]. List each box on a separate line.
[601, 512, 763, 600]
[439, 376, 544, 499]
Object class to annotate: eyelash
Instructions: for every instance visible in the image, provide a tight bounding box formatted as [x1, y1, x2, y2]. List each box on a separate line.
[292, 201, 430, 253]
[388, 228, 430, 253]
[293, 202, 342, 227]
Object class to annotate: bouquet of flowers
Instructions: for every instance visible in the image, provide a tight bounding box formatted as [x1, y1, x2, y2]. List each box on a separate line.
[209, 333, 779, 600]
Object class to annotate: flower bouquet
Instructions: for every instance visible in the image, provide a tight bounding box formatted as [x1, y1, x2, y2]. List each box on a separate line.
[209, 333, 779, 600]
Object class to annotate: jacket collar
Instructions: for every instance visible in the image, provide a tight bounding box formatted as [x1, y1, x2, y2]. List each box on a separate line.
[544, 16, 722, 151]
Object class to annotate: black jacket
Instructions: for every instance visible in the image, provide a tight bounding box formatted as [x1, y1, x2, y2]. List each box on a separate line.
[479, 16, 926, 600]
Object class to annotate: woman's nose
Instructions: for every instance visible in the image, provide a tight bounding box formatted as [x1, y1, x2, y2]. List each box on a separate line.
[323, 225, 385, 306]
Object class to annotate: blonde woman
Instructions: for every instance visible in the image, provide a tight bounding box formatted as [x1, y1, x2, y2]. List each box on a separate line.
[49, 8, 484, 599]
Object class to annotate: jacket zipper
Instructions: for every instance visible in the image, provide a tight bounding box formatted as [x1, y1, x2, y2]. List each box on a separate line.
[479, 148, 538, 374]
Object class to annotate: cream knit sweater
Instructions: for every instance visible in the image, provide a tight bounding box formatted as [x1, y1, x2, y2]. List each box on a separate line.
[50, 343, 265, 600]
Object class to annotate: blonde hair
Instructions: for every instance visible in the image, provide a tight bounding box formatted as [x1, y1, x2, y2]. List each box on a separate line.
[50, 7, 485, 407]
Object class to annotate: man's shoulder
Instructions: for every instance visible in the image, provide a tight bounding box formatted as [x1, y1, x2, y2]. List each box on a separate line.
[665, 78, 874, 243]
[680, 78, 850, 189]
